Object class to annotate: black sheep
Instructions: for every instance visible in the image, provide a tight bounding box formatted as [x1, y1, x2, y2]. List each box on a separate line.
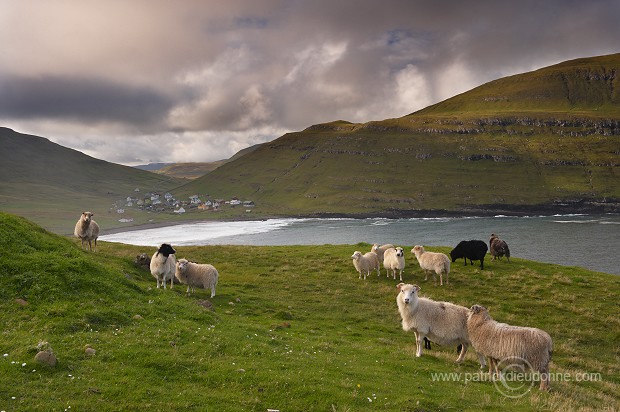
[489, 234, 511, 262]
[450, 240, 488, 269]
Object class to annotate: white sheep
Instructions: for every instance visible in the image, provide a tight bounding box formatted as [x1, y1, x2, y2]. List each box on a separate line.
[150, 243, 177, 289]
[372, 243, 394, 275]
[175, 258, 219, 297]
[467, 304, 553, 391]
[411, 245, 450, 286]
[383, 247, 405, 281]
[351, 250, 380, 280]
[396, 283, 486, 367]
[74, 211, 100, 251]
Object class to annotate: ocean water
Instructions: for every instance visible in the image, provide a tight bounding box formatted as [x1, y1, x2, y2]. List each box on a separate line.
[99, 214, 620, 275]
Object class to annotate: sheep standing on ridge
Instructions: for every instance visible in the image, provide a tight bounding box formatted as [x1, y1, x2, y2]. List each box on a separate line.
[411, 245, 451, 286]
[383, 247, 405, 281]
[150, 243, 177, 289]
[450, 240, 488, 269]
[74, 211, 100, 252]
[396, 283, 486, 367]
[175, 258, 219, 297]
[489, 233, 511, 262]
[351, 250, 380, 280]
[372, 243, 395, 276]
[467, 304, 553, 391]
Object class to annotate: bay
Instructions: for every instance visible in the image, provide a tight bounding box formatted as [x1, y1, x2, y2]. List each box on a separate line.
[100, 214, 620, 275]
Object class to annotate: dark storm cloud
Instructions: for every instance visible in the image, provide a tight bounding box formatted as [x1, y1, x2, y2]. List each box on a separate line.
[0, 74, 177, 128]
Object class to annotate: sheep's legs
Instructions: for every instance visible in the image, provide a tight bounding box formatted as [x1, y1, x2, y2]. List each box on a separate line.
[414, 333, 424, 357]
[455, 342, 468, 363]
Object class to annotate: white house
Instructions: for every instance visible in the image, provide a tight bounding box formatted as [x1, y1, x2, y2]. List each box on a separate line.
[174, 207, 186, 214]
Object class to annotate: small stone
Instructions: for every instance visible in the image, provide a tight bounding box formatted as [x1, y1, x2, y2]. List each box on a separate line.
[133, 314, 143, 320]
[85, 347, 96, 356]
[34, 351, 57, 367]
[15, 298, 28, 306]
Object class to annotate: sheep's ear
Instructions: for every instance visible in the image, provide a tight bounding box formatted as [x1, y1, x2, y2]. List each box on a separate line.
[413, 285, 420, 293]
[396, 283, 404, 290]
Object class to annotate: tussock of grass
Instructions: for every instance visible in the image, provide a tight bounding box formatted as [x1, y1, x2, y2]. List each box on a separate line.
[1, 212, 619, 411]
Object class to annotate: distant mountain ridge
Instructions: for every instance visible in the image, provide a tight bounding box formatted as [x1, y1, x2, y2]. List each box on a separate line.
[0, 127, 183, 233]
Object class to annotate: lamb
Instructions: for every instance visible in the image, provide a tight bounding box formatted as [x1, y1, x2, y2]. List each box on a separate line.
[383, 247, 405, 281]
[489, 233, 511, 262]
[450, 240, 488, 269]
[175, 258, 219, 297]
[396, 283, 486, 368]
[411, 245, 451, 286]
[74, 211, 100, 251]
[150, 243, 177, 289]
[371, 243, 395, 275]
[351, 250, 380, 280]
[467, 304, 553, 390]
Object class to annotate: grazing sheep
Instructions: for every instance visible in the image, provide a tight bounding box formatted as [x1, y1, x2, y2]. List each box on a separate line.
[450, 240, 488, 269]
[372, 243, 395, 275]
[383, 247, 405, 281]
[411, 245, 450, 286]
[489, 233, 511, 262]
[150, 243, 177, 289]
[396, 283, 486, 367]
[351, 250, 380, 280]
[467, 304, 553, 391]
[175, 258, 219, 297]
[74, 211, 100, 251]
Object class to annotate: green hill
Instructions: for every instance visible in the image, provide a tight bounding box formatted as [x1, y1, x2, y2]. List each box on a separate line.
[1, 211, 618, 410]
[0, 127, 183, 233]
[175, 54, 620, 218]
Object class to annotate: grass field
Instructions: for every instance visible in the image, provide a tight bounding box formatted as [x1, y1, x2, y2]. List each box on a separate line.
[1, 212, 619, 411]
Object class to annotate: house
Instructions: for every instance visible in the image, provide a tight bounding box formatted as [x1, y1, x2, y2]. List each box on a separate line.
[174, 207, 186, 214]
[189, 195, 201, 204]
[164, 192, 173, 200]
[243, 201, 255, 207]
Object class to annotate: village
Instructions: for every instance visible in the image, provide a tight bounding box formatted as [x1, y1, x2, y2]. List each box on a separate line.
[110, 188, 255, 222]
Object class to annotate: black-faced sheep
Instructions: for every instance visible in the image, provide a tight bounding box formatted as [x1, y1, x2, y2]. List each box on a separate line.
[411, 245, 450, 286]
[489, 233, 511, 262]
[372, 243, 395, 275]
[396, 283, 486, 367]
[175, 258, 219, 297]
[450, 240, 488, 269]
[74, 211, 100, 251]
[383, 247, 405, 281]
[467, 304, 553, 391]
[150, 243, 177, 289]
[351, 251, 380, 280]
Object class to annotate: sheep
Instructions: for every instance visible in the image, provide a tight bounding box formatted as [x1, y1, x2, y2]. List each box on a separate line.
[175, 258, 219, 297]
[383, 247, 405, 281]
[351, 250, 380, 280]
[74, 211, 100, 251]
[396, 283, 486, 368]
[411, 245, 450, 286]
[450, 240, 488, 269]
[467, 304, 553, 391]
[489, 233, 511, 262]
[371, 243, 395, 275]
[150, 243, 177, 289]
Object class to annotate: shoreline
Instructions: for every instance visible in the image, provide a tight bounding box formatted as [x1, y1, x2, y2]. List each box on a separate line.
[99, 203, 619, 236]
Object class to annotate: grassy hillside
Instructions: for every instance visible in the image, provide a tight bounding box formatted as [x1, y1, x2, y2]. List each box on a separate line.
[1, 212, 618, 411]
[174, 54, 620, 218]
[0, 128, 184, 233]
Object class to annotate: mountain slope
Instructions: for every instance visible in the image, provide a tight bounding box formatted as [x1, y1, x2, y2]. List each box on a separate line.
[175, 54, 620, 217]
[0, 127, 183, 232]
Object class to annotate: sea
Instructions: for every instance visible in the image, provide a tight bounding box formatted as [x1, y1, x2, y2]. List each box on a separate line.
[99, 214, 620, 275]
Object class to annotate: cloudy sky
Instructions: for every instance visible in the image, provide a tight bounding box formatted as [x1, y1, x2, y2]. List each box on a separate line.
[1, 0, 619, 165]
